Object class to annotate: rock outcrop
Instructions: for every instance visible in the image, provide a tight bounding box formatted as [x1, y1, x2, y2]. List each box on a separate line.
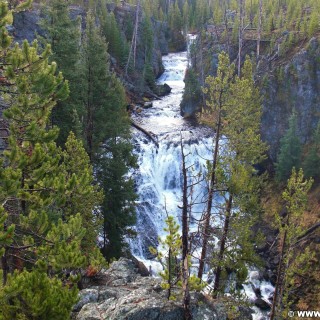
[11, 2, 170, 100]
[259, 37, 320, 160]
[180, 34, 320, 160]
[72, 258, 253, 320]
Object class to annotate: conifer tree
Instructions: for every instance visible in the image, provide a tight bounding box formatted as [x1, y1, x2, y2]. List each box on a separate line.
[209, 58, 266, 295]
[153, 215, 182, 300]
[0, 2, 105, 317]
[80, 12, 111, 159]
[0, 34, 83, 320]
[39, 0, 83, 145]
[270, 168, 313, 320]
[77, 12, 137, 260]
[198, 54, 266, 280]
[61, 132, 104, 261]
[302, 122, 320, 179]
[197, 52, 235, 279]
[275, 112, 302, 182]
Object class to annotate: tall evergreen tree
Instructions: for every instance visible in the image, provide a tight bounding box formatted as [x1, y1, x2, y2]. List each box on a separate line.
[39, 0, 83, 145]
[80, 12, 137, 260]
[198, 53, 266, 281]
[270, 168, 313, 320]
[96, 76, 137, 260]
[275, 112, 302, 182]
[80, 12, 111, 159]
[0, 2, 104, 317]
[302, 122, 320, 179]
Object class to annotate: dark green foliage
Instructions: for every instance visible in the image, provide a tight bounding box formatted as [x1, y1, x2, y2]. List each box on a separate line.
[0, 3, 105, 318]
[39, 0, 83, 145]
[96, 78, 137, 260]
[302, 122, 320, 178]
[100, 9, 129, 67]
[80, 12, 111, 158]
[0, 268, 78, 320]
[77, 13, 137, 261]
[276, 112, 302, 182]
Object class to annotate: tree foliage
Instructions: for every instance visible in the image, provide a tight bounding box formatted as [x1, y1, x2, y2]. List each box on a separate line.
[275, 112, 302, 182]
[0, 2, 104, 318]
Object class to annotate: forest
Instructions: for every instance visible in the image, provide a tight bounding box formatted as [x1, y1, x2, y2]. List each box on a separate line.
[0, 0, 319, 319]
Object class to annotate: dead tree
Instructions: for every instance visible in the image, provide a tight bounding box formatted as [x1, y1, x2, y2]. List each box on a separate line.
[212, 194, 233, 295]
[238, 0, 244, 76]
[198, 111, 222, 280]
[180, 135, 192, 320]
[125, 0, 140, 76]
[257, 0, 263, 58]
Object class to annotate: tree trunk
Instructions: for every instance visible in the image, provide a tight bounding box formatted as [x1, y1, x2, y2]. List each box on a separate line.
[199, 31, 206, 110]
[125, 0, 140, 76]
[181, 137, 192, 320]
[86, 66, 93, 160]
[198, 110, 222, 280]
[238, 0, 244, 76]
[213, 194, 233, 296]
[167, 247, 172, 300]
[1, 246, 8, 285]
[270, 229, 287, 320]
[257, 0, 262, 58]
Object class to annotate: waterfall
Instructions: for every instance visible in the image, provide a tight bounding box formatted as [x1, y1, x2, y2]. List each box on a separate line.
[130, 37, 273, 320]
[130, 46, 214, 259]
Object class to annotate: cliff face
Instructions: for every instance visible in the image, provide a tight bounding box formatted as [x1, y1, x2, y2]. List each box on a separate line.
[180, 36, 320, 160]
[11, 3, 169, 97]
[110, 3, 167, 78]
[259, 37, 320, 160]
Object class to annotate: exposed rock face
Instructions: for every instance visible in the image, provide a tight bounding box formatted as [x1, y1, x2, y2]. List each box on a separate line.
[13, 7, 43, 43]
[109, 3, 166, 79]
[180, 35, 320, 160]
[259, 37, 320, 160]
[11, 3, 168, 94]
[72, 258, 253, 320]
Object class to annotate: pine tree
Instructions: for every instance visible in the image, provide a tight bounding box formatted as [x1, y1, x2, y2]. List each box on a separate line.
[39, 0, 83, 145]
[100, 9, 128, 67]
[79, 12, 137, 261]
[80, 12, 111, 159]
[0, 267, 78, 320]
[275, 112, 302, 182]
[152, 215, 182, 300]
[210, 57, 266, 296]
[303, 122, 320, 178]
[270, 168, 313, 320]
[0, 2, 104, 317]
[61, 132, 104, 262]
[0, 35, 84, 320]
[197, 52, 235, 280]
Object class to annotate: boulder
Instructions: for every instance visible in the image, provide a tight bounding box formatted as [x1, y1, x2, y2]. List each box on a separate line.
[143, 102, 153, 109]
[73, 289, 99, 312]
[155, 83, 172, 97]
[254, 298, 271, 310]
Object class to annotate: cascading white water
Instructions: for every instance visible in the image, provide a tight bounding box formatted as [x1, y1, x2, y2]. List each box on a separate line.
[130, 37, 273, 320]
[130, 44, 214, 261]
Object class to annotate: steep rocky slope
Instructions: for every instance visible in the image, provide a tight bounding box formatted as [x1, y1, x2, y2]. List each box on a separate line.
[11, 2, 172, 101]
[180, 34, 320, 160]
[72, 258, 253, 320]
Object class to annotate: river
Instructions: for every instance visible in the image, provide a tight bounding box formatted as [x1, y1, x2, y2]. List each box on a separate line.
[130, 37, 273, 320]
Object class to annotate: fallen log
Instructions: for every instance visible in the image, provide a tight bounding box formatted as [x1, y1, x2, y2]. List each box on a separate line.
[130, 120, 159, 148]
